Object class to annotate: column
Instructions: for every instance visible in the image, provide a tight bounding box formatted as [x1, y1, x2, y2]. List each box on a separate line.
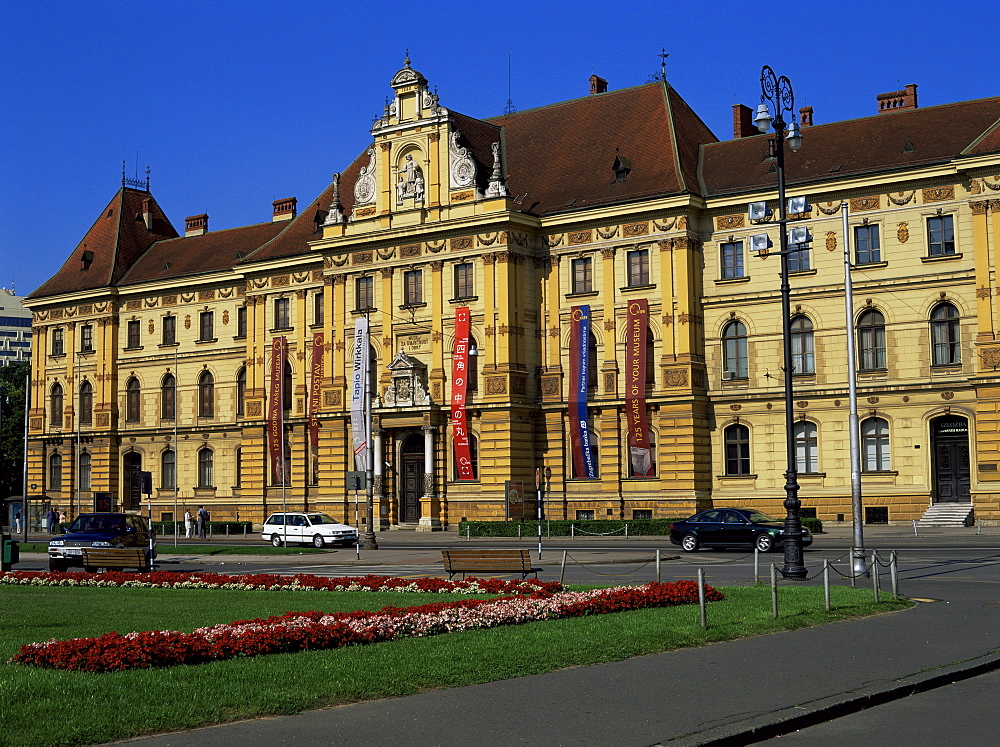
[418, 424, 440, 530]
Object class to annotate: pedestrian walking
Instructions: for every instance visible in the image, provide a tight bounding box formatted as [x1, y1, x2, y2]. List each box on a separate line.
[46, 508, 57, 534]
[197, 506, 208, 539]
[184, 508, 194, 539]
[13, 509, 21, 534]
[58, 511, 67, 534]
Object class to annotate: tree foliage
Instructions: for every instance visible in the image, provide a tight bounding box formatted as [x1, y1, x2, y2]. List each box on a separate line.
[0, 361, 30, 499]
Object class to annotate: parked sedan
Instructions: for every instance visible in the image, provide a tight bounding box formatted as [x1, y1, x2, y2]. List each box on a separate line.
[48, 512, 156, 571]
[669, 509, 812, 553]
[261, 512, 359, 548]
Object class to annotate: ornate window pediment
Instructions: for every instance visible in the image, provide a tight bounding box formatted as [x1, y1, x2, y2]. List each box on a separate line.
[382, 351, 430, 407]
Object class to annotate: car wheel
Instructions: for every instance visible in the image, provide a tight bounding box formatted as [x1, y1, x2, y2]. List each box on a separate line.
[681, 533, 700, 552]
[312, 535, 325, 549]
[271, 535, 284, 548]
[755, 533, 775, 553]
[48, 558, 68, 573]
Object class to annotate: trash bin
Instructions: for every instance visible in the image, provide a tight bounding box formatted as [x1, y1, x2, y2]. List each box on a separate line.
[1, 537, 18, 571]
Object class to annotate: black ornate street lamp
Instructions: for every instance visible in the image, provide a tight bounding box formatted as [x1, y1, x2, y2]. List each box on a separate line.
[754, 65, 807, 580]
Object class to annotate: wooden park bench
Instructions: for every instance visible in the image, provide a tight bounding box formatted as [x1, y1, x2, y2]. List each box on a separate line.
[80, 547, 151, 573]
[441, 549, 542, 580]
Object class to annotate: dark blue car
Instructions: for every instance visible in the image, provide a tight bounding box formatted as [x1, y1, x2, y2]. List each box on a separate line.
[48, 513, 155, 572]
[669, 508, 812, 553]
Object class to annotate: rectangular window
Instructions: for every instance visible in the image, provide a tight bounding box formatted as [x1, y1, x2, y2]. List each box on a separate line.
[627, 249, 650, 286]
[927, 215, 955, 256]
[80, 325, 94, 352]
[236, 306, 247, 338]
[720, 241, 745, 279]
[356, 276, 374, 311]
[313, 292, 324, 326]
[127, 320, 141, 349]
[854, 224, 881, 264]
[162, 315, 176, 345]
[199, 311, 214, 341]
[572, 257, 593, 294]
[274, 298, 291, 329]
[788, 247, 811, 272]
[404, 270, 423, 305]
[51, 327, 64, 356]
[454, 262, 474, 298]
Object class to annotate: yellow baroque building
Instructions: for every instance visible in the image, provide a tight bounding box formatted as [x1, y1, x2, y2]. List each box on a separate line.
[24, 60, 1000, 528]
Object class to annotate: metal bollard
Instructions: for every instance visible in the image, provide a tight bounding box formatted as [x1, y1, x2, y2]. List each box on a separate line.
[890, 550, 899, 599]
[571, 525, 575, 538]
[872, 550, 880, 602]
[770, 564, 778, 619]
[697, 568, 707, 629]
[625, 524, 629, 538]
[559, 550, 568, 585]
[823, 559, 831, 612]
[912, 519, 918, 537]
[977, 519, 982, 536]
[226, 524, 229, 537]
[656, 549, 661, 583]
[754, 547, 760, 585]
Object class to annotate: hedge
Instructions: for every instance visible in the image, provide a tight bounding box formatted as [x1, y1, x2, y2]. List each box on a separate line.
[457, 517, 823, 538]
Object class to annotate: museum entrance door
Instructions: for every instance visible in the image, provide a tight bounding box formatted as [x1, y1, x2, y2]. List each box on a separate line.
[400, 434, 423, 523]
[931, 416, 970, 503]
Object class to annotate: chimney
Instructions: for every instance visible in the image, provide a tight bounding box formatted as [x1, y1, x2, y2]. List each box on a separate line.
[272, 197, 298, 222]
[589, 74, 608, 95]
[141, 197, 153, 230]
[799, 106, 814, 127]
[876, 83, 918, 114]
[185, 214, 209, 237]
[732, 104, 758, 138]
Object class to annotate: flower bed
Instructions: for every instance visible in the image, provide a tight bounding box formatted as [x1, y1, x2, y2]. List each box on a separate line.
[0, 569, 559, 596]
[11, 581, 722, 672]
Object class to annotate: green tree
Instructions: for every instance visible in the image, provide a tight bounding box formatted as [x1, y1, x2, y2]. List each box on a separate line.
[0, 361, 30, 500]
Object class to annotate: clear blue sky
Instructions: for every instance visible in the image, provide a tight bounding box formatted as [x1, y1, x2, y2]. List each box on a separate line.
[2, 0, 996, 297]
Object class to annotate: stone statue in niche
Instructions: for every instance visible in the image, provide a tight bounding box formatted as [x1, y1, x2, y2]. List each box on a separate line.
[396, 154, 424, 205]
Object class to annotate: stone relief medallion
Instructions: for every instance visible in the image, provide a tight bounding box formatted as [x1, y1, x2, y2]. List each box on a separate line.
[449, 131, 477, 189]
[353, 147, 377, 205]
[897, 223, 909, 243]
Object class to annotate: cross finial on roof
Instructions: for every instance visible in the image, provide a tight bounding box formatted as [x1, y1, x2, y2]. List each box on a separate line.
[658, 48, 669, 82]
[403, 50, 411, 67]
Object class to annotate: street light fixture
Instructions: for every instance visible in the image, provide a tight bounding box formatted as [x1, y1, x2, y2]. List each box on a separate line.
[755, 65, 808, 580]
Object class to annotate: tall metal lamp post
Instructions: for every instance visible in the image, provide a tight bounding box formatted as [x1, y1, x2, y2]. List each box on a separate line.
[754, 65, 807, 580]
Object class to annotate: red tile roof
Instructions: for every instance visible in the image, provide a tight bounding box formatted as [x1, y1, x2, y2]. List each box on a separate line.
[700, 97, 1000, 197]
[29, 188, 177, 298]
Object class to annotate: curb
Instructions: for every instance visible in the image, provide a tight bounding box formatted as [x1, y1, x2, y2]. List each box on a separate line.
[662, 645, 1000, 745]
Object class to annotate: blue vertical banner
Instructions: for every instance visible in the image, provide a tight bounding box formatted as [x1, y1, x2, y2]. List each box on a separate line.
[569, 305, 597, 479]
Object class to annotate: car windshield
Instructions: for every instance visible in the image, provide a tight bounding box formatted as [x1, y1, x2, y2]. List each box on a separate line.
[305, 514, 341, 526]
[744, 511, 779, 524]
[68, 515, 127, 533]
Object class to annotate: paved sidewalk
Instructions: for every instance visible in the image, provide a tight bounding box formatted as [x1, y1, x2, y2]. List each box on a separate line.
[110, 527, 1000, 746]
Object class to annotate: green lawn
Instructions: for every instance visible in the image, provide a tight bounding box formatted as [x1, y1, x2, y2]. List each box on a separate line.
[0, 583, 910, 746]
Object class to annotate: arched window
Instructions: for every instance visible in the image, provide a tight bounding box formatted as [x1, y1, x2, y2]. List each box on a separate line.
[857, 309, 886, 371]
[587, 331, 598, 389]
[79, 381, 93, 426]
[722, 321, 748, 379]
[931, 303, 960, 366]
[50, 383, 64, 427]
[626, 431, 657, 478]
[790, 316, 814, 374]
[125, 377, 140, 422]
[283, 360, 293, 411]
[161, 374, 175, 420]
[645, 326, 656, 387]
[198, 371, 214, 418]
[453, 433, 479, 480]
[79, 452, 92, 491]
[793, 421, 819, 474]
[861, 417, 891, 472]
[236, 367, 246, 417]
[724, 423, 751, 475]
[197, 447, 214, 488]
[49, 453, 62, 490]
[161, 449, 176, 489]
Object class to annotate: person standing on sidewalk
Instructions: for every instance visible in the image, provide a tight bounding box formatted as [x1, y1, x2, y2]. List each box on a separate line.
[197, 506, 208, 539]
[184, 508, 194, 539]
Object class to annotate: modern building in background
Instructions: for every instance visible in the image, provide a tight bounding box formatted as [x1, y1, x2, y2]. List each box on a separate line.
[23, 60, 1000, 528]
[0, 288, 32, 366]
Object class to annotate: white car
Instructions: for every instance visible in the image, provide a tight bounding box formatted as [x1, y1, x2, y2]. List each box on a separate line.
[261, 512, 359, 548]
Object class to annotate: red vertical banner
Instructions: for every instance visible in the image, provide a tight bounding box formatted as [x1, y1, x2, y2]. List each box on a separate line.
[626, 300, 654, 476]
[267, 336, 286, 485]
[309, 333, 323, 449]
[451, 307, 475, 480]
